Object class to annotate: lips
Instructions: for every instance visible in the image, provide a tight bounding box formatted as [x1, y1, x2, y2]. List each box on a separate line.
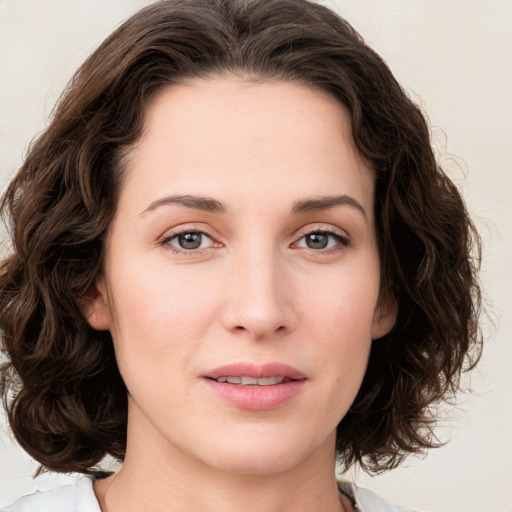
[203, 362, 306, 381]
[202, 362, 307, 410]
[215, 375, 288, 385]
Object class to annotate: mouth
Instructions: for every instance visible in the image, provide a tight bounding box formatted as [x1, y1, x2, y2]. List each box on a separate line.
[202, 362, 307, 410]
[203, 361, 306, 382]
[211, 376, 293, 386]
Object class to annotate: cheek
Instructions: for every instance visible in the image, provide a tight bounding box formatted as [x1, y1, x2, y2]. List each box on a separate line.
[298, 260, 379, 388]
[106, 260, 223, 369]
[301, 260, 381, 336]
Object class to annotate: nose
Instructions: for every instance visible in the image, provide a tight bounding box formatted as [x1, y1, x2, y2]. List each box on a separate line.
[221, 246, 295, 341]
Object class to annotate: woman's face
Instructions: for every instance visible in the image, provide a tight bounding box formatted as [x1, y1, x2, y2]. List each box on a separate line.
[87, 78, 395, 475]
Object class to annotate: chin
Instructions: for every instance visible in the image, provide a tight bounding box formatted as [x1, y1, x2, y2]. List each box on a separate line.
[197, 426, 328, 476]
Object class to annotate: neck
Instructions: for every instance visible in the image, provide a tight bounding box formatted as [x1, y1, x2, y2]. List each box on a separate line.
[98, 407, 347, 512]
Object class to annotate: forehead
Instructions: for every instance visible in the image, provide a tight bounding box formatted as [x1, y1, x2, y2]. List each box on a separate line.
[119, 78, 374, 216]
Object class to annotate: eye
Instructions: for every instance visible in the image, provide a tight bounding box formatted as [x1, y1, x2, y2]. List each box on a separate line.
[162, 230, 216, 251]
[295, 230, 349, 251]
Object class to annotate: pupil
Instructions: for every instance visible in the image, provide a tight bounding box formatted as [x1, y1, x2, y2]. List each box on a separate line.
[179, 232, 202, 249]
[307, 233, 328, 249]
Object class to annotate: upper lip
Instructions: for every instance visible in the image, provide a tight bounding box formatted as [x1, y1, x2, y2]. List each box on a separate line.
[203, 362, 306, 380]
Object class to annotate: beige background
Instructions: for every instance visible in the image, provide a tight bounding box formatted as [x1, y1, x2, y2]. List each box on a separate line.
[1, 1, 511, 511]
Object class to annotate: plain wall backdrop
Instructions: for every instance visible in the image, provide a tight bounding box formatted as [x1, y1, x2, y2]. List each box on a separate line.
[0, 1, 511, 511]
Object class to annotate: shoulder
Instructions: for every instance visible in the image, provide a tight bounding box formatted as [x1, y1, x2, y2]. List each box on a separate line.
[339, 481, 419, 512]
[2, 477, 101, 512]
[3, 477, 418, 512]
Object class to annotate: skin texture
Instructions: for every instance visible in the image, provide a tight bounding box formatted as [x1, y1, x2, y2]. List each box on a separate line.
[87, 78, 396, 512]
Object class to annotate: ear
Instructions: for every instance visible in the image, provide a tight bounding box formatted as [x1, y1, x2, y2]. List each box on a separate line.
[80, 276, 111, 331]
[371, 293, 398, 340]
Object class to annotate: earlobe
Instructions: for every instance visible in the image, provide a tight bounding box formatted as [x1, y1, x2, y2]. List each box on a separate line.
[371, 295, 398, 340]
[80, 277, 111, 331]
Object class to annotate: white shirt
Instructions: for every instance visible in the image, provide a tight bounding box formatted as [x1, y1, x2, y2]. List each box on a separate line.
[2, 477, 418, 512]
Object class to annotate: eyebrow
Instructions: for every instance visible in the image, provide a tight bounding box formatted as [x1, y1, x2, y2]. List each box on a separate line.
[140, 193, 367, 220]
[140, 194, 225, 215]
[291, 195, 368, 221]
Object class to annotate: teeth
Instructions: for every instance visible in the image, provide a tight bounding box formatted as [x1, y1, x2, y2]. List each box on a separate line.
[240, 376, 258, 385]
[253, 376, 285, 385]
[215, 376, 286, 386]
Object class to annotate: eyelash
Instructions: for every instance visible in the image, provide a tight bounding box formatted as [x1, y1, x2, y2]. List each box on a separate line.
[294, 227, 350, 253]
[159, 227, 350, 254]
[159, 228, 218, 254]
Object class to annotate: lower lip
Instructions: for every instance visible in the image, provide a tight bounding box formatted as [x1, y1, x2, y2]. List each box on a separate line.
[203, 379, 306, 410]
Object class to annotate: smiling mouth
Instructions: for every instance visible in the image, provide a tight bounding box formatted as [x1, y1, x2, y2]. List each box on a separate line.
[203, 364, 306, 409]
[210, 376, 293, 386]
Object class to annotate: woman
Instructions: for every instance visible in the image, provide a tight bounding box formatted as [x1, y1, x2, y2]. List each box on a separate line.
[0, 1, 481, 511]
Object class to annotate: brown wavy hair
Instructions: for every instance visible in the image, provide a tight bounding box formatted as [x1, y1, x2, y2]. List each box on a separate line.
[0, 0, 481, 475]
